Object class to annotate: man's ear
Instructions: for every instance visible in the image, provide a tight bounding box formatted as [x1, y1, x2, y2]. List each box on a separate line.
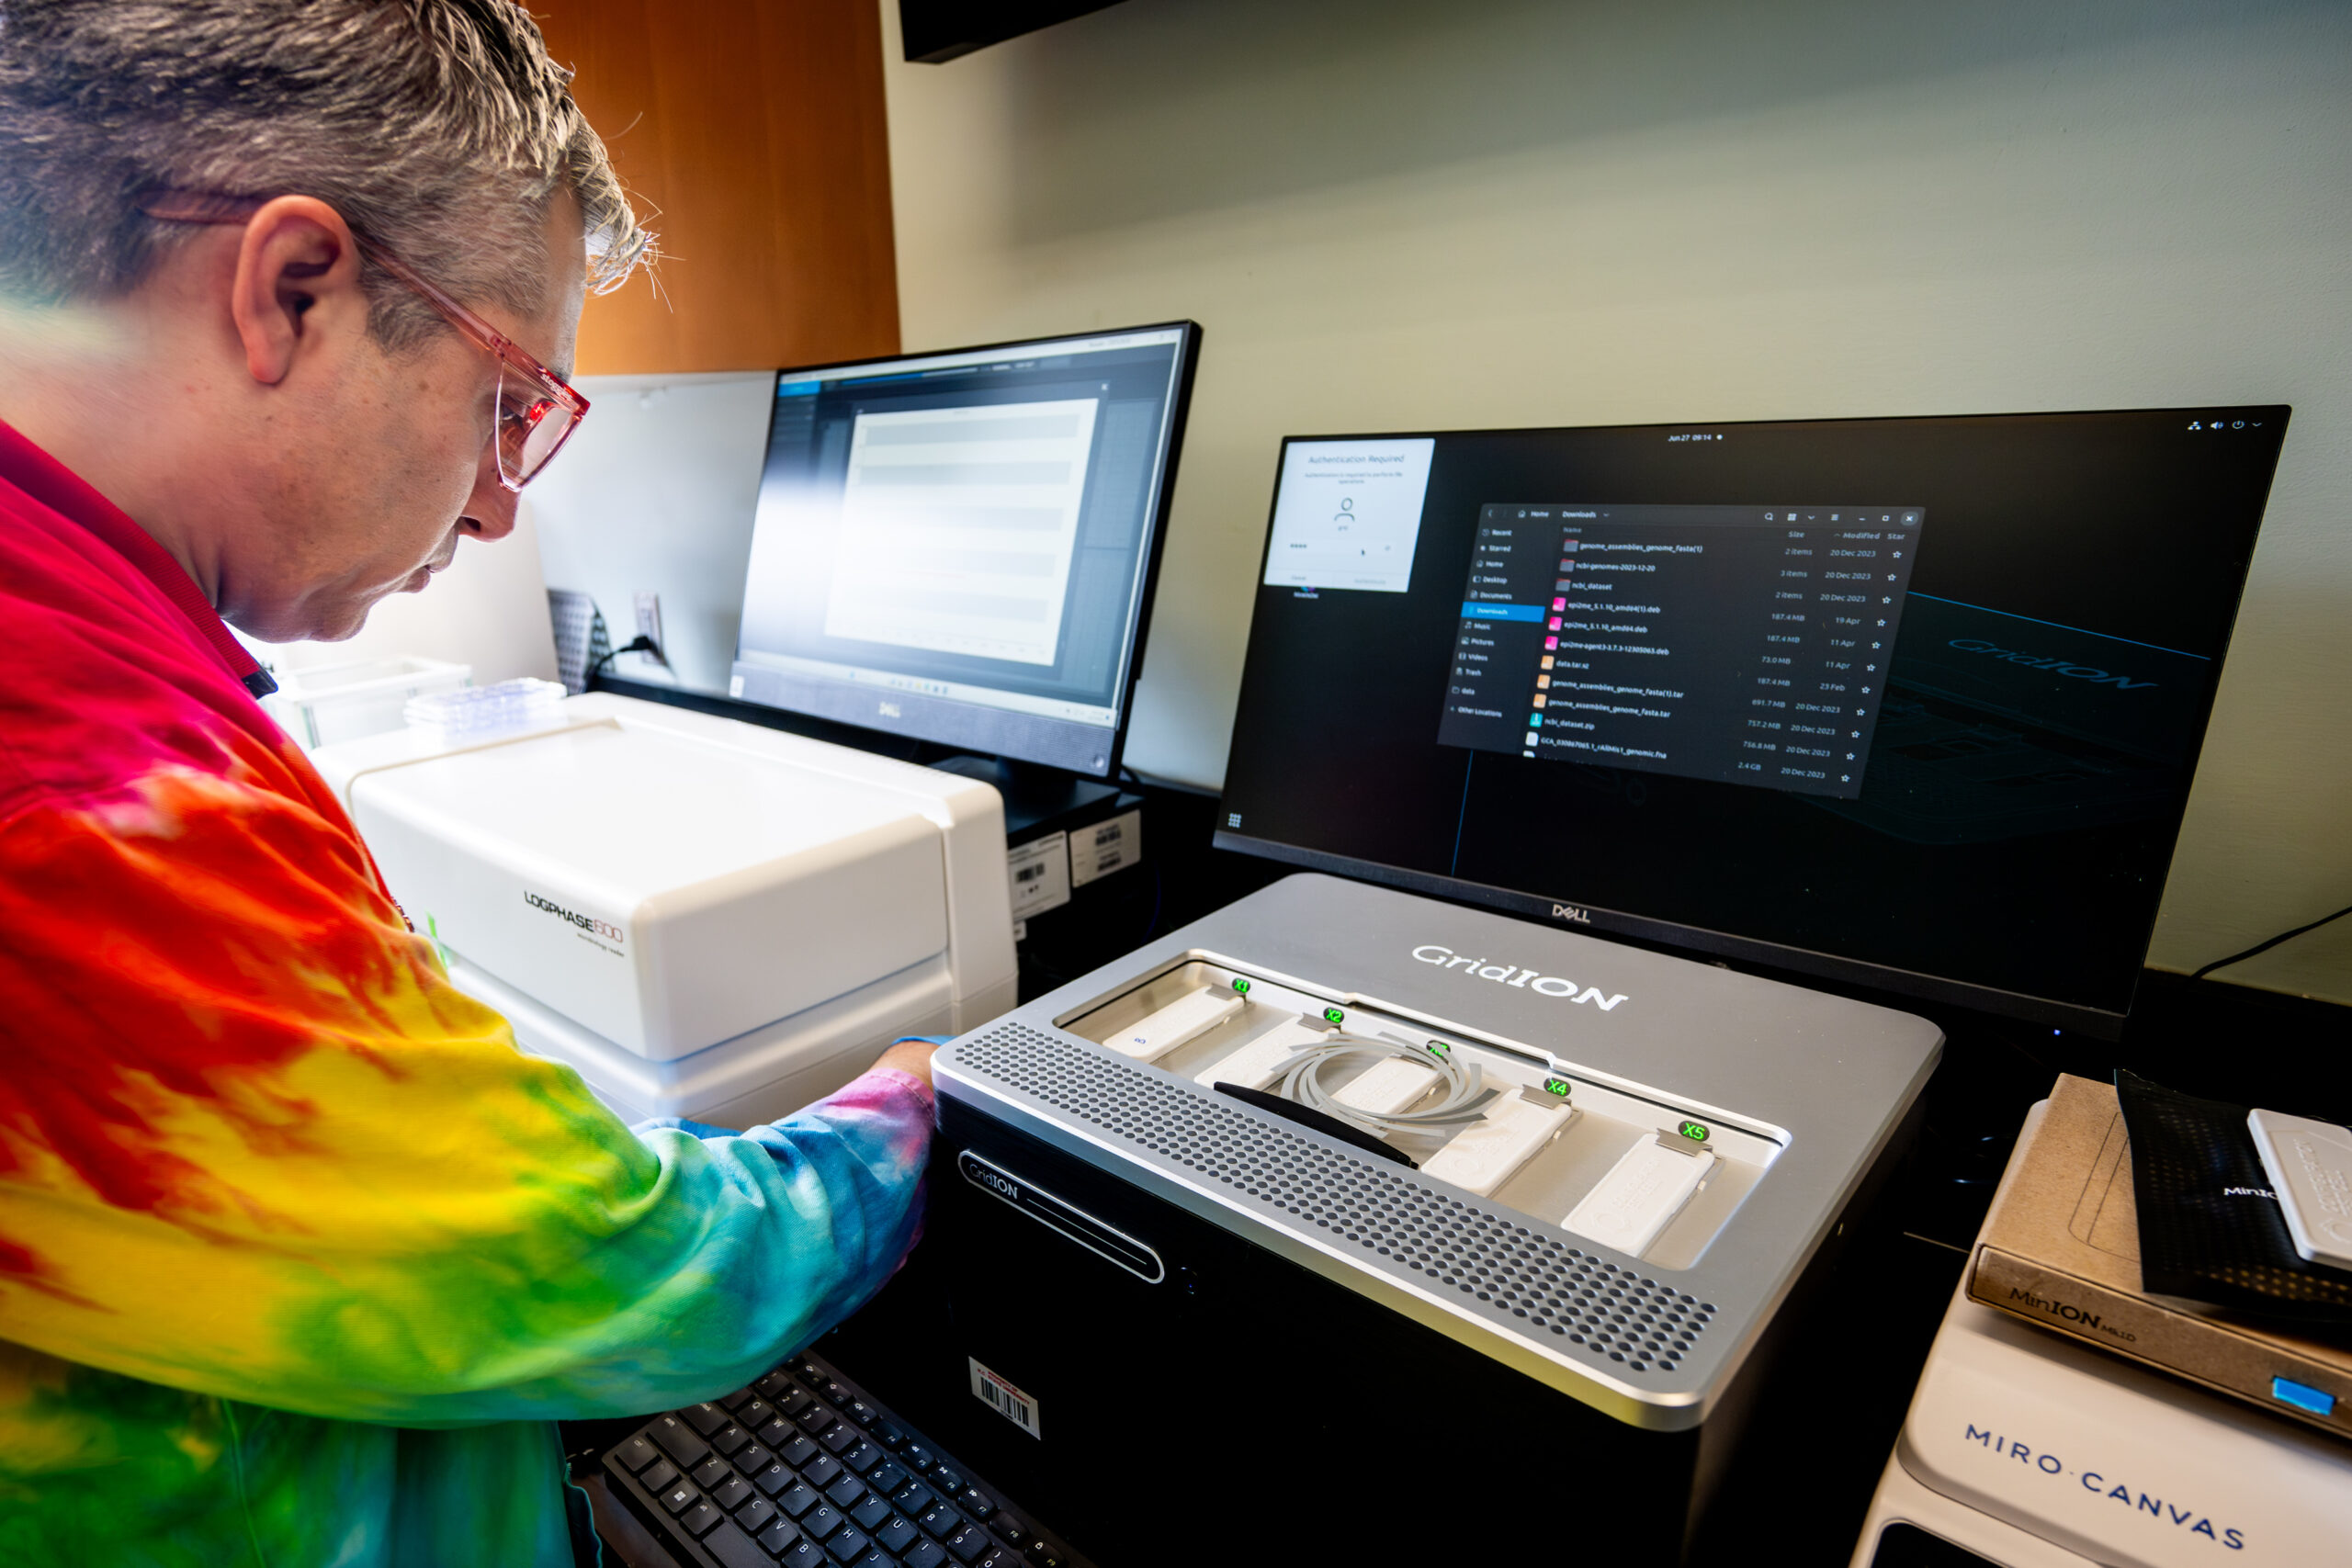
[229, 196, 366, 386]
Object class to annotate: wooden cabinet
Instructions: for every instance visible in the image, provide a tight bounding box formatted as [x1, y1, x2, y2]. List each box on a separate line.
[536, 0, 900, 374]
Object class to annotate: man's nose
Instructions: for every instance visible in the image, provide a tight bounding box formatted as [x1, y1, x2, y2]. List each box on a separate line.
[458, 442, 519, 541]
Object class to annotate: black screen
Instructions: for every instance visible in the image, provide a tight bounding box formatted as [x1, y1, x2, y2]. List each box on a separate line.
[1216, 409, 2290, 1030]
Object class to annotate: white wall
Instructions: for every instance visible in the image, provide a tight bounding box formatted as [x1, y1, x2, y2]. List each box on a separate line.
[877, 0, 2352, 981]
[526, 371, 778, 694]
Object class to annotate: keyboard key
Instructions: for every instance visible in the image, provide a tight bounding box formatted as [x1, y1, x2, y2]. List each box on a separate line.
[798, 1404, 840, 1437]
[867, 1461, 909, 1495]
[730, 1442, 775, 1477]
[818, 1423, 859, 1456]
[958, 1489, 992, 1517]
[719, 1387, 755, 1412]
[843, 1399, 878, 1427]
[876, 1516, 921, 1555]
[778, 1435, 821, 1469]
[693, 1457, 730, 1491]
[824, 1473, 865, 1510]
[734, 1496, 776, 1535]
[740, 1398, 776, 1430]
[978, 1551, 1023, 1568]
[755, 1371, 797, 1401]
[682, 1501, 724, 1538]
[615, 1435, 660, 1473]
[701, 1520, 776, 1568]
[802, 1503, 845, 1541]
[933, 1467, 967, 1496]
[825, 1526, 873, 1562]
[757, 1518, 805, 1556]
[1024, 1548, 1064, 1568]
[779, 1388, 816, 1419]
[820, 1380, 852, 1405]
[751, 1461, 795, 1498]
[842, 1440, 883, 1474]
[902, 1541, 949, 1568]
[777, 1483, 821, 1520]
[944, 1524, 990, 1563]
[902, 1444, 937, 1473]
[649, 1415, 713, 1470]
[850, 1552, 890, 1568]
[916, 1503, 964, 1540]
[684, 1403, 730, 1437]
[849, 1495, 891, 1532]
[801, 1455, 844, 1490]
[778, 1540, 827, 1568]
[713, 1423, 752, 1457]
[711, 1476, 754, 1513]
[661, 1481, 700, 1517]
[988, 1512, 1029, 1548]
[874, 1420, 910, 1450]
[759, 1419, 797, 1450]
[891, 1481, 936, 1516]
[637, 1461, 679, 1497]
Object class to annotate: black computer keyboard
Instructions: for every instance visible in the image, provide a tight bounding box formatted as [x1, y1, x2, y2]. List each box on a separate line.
[602, 1348, 1089, 1568]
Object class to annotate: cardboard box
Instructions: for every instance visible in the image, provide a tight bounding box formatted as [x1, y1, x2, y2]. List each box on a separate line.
[1968, 1073, 2352, 1441]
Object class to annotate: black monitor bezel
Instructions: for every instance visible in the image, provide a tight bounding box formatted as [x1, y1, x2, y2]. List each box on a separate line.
[1213, 405, 2290, 1038]
[735, 320, 1204, 779]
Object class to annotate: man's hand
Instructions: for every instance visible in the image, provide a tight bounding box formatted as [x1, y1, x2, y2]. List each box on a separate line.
[871, 1037, 940, 1093]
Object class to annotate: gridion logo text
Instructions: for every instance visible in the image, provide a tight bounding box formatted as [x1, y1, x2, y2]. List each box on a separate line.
[524, 891, 625, 945]
[1948, 638, 2155, 690]
[1412, 945, 1626, 1010]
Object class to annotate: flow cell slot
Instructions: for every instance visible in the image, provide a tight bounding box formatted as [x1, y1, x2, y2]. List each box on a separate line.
[1197, 1018, 1325, 1089]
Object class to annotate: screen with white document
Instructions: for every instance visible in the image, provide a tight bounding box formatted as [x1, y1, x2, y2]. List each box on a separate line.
[733, 323, 1201, 776]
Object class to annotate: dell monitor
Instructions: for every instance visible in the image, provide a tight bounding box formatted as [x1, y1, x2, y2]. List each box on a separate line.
[730, 322, 1202, 778]
[1216, 407, 2290, 1034]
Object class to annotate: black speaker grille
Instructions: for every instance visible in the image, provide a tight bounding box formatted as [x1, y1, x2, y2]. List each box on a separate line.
[958, 1024, 1714, 1374]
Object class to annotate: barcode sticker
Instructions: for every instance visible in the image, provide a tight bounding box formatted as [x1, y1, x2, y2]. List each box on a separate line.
[1069, 809, 1143, 886]
[968, 1358, 1041, 1439]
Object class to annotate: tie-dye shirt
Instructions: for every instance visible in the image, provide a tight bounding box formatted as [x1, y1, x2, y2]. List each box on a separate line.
[0, 422, 934, 1566]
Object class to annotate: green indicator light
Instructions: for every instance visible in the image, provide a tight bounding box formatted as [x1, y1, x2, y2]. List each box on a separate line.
[1544, 1077, 1572, 1098]
[1426, 1041, 1452, 1061]
[1231, 977, 1250, 994]
[1679, 1121, 1710, 1143]
[1323, 1006, 1345, 1024]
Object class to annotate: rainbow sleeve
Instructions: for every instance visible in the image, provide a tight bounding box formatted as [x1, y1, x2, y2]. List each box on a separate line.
[0, 760, 933, 1425]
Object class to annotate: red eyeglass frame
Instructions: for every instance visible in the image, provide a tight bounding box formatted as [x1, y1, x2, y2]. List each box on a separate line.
[138, 189, 590, 491]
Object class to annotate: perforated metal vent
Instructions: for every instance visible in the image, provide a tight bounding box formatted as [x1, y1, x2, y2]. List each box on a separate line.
[958, 1025, 1716, 1375]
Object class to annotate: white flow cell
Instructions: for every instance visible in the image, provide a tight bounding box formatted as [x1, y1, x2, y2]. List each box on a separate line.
[1563, 1137, 1716, 1257]
[1422, 1093, 1579, 1196]
[1106, 987, 1246, 1063]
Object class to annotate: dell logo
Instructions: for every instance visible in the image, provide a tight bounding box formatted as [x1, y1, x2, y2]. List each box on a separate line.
[878, 701, 902, 718]
[1551, 904, 1592, 925]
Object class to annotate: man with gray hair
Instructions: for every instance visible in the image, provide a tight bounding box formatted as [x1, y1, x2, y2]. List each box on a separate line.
[0, 5, 939, 1563]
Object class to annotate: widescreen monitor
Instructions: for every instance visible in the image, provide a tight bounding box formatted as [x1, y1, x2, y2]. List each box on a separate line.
[1216, 407, 2290, 1033]
[731, 322, 1202, 777]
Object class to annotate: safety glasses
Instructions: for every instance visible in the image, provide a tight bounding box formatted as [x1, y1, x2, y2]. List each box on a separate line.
[139, 190, 589, 491]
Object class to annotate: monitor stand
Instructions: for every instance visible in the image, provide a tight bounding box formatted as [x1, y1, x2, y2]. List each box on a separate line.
[930, 755, 1122, 841]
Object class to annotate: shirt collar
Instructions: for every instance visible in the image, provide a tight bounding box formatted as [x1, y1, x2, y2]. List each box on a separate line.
[0, 420, 277, 698]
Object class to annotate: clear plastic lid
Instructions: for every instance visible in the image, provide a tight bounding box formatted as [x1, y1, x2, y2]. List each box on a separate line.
[403, 677, 568, 740]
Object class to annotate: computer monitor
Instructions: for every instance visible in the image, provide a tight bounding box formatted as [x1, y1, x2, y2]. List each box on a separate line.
[730, 322, 1202, 778]
[1216, 407, 2290, 1034]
